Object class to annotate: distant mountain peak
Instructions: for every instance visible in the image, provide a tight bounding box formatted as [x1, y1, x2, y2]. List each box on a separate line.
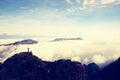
[0, 39, 38, 46]
[51, 37, 82, 42]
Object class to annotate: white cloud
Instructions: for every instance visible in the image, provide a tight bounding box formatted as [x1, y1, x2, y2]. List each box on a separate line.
[66, 0, 119, 15]
[66, 0, 73, 4]
[83, 0, 116, 5]
[101, 0, 115, 4]
[0, 39, 120, 67]
[76, 0, 81, 3]
[78, 0, 117, 9]
[83, 58, 89, 63]
[66, 6, 79, 13]
[71, 56, 81, 61]
[92, 55, 107, 64]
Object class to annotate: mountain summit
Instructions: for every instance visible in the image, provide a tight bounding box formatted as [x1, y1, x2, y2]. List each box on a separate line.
[0, 52, 89, 80]
[0, 52, 119, 80]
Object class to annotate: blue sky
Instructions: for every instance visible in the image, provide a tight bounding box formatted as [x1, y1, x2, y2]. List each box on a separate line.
[0, 0, 120, 40]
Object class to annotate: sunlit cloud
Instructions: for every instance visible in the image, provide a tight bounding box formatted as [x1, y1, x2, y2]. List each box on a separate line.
[92, 55, 107, 64]
[0, 0, 119, 66]
[0, 39, 120, 67]
[101, 0, 116, 4]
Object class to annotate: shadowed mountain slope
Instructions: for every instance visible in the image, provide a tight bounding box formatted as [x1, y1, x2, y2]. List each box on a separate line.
[0, 51, 119, 80]
[0, 52, 89, 80]
[98, 58, 120, 80]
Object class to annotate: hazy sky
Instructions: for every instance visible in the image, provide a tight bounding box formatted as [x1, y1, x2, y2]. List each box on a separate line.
[0, 0, 120, 40]
[0, 0, 120, 65]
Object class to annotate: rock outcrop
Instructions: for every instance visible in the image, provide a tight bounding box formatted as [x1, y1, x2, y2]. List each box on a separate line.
[98, 58, 120, 80]
[0, 52, 89, 80]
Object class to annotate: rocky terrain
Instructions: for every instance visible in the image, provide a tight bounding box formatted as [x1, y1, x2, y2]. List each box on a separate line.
[98, 57, 120, 80]
[0, 52, 89, 80]
[0, 52, 119, 80]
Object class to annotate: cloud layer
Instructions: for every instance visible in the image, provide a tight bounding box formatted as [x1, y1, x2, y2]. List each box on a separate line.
[0, 0, 119, 68]
[66, 0, 119, 5]
[0, 39, 120, 67]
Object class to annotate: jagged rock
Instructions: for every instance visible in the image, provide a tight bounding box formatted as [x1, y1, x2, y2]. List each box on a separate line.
[0, 63, 2, 79]
[1, 51, 119, 80]
[98, 57, 120, 80]
[48, 59, 88, 80]
[1, 52, 48, 80]
[84, 63, 100, 80]
[0, 52, 89, 80]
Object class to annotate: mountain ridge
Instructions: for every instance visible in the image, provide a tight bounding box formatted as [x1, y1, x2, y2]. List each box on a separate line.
[0, 39, 38, 46]
[51, 37, 82, 42]
[0, 52, 89, 80]
[0, 52, 120, 80]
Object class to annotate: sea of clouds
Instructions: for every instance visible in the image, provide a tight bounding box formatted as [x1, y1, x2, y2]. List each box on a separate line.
[0, 38, 120, 67]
